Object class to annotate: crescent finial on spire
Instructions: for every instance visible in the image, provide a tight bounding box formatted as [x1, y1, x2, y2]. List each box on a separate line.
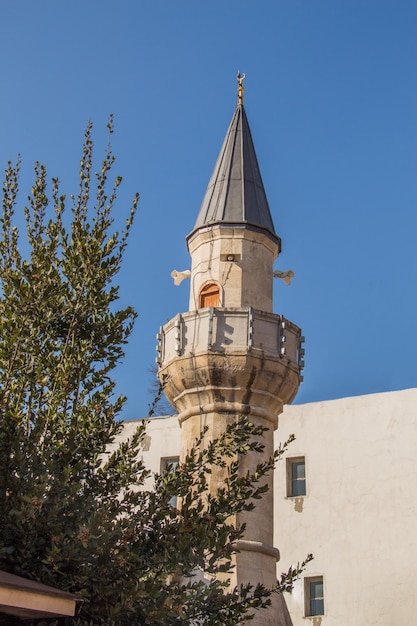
[237, 71, 246, 106]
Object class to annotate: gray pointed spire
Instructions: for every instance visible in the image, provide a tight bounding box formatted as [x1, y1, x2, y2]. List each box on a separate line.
[188, 103, 281, 250]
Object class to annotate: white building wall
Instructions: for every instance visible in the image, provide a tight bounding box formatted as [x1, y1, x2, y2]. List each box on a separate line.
[275, 388, 417, 625]
[121, 388, 417, 625]
[118, 416, 181, 491]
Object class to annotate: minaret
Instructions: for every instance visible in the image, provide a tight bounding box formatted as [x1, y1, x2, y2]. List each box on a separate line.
[157, 74, 304, 625]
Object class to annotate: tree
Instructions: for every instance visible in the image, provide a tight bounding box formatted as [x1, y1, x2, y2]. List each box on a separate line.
[0, 119, 311, 625]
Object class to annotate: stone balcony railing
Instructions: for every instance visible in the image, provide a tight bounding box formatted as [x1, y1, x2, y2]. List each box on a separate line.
[156, 307, 304, 378]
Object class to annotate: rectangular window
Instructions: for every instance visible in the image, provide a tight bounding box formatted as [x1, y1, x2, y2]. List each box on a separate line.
[304, 577, 324, 617]
[161, 457, 179, 507]
[161, 457, 179, 473]
[286, 457, 306, 497]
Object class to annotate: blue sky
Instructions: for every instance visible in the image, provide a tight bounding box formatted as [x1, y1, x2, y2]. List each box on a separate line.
[1, 1, 416, 419]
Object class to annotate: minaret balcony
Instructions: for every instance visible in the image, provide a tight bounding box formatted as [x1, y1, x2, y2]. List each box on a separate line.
[156, 307, 304, 379]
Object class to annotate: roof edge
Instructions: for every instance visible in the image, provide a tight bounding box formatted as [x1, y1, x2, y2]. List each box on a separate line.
[186, 221, 282, 252]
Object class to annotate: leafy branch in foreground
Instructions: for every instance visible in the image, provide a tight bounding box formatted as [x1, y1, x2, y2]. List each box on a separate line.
[279, 553, 314, 593]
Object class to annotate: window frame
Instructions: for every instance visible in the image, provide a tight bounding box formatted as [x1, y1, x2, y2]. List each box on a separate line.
[160, 456, 179, 474]
[304, 576, 325, 617]
[160, 456, 180, 507]
[286, 456, 307, 498]
[198, 282, 221, 308]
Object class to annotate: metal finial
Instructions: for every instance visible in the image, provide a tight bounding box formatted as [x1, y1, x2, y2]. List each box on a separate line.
[237, 71, 246, 105]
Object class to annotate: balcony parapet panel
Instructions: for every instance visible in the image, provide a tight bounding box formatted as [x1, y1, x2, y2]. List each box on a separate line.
[156, 307, 304, 377]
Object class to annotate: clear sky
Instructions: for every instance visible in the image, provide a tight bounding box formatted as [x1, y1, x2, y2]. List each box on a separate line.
[1, 1, 416, 420]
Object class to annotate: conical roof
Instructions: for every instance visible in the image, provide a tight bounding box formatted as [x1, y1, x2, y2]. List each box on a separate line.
[188, 103, 280, 249]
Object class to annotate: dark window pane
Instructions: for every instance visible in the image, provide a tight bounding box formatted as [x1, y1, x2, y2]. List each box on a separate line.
[292, 478, 306, 497]
[292, 461, 305, 480]
[309, 580, 324, 616]
[310, 597, 324, 615]
[311, 581, 323, 597]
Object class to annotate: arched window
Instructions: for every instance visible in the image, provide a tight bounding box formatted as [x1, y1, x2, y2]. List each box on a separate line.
[199, 282, 220, 308]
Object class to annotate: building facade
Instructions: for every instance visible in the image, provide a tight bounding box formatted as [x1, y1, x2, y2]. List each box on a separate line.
[121, 387, 417, 625]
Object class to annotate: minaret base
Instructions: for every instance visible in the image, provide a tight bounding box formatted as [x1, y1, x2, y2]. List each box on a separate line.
[263, 593, 294, 626]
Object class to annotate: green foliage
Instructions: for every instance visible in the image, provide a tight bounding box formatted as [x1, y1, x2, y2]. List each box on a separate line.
[0, 121, 309, 625]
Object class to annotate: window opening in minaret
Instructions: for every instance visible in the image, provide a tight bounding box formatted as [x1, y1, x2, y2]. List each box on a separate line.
[199, 282, 220, 308]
